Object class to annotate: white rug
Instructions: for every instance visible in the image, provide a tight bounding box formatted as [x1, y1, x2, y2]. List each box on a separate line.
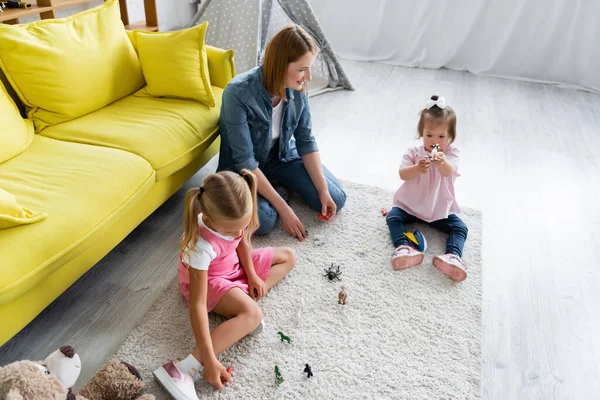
[114, 181, 482, 399]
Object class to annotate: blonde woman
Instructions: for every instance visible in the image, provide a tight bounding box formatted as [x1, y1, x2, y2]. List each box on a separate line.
[217, 24, 346, 240]
[153, 170, 295, 398]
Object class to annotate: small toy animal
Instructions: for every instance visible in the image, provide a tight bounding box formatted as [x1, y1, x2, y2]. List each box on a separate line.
[324, 263, 342, 281]
[318, 213, 332, 221]
[277, 330, 292, 344]
[338, 286, 347, 305]
[303, 363, 313, 378]
[220, 366, 232, 384]
[274, 365, 284, 386]
[428, 143, 443, 161]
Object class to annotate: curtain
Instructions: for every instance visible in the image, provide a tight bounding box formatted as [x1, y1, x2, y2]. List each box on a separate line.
[308, 0, 600, 92]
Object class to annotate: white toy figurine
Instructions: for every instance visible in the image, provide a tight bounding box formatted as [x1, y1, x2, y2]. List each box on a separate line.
[429, 143, 444, 161]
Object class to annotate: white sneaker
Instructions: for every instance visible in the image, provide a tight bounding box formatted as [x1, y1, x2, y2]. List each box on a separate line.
[249, 318, 265, 336]
[153, 361, 199, 400]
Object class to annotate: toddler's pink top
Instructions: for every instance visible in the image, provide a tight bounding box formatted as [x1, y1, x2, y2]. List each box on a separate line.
[393, 145, 461, 222]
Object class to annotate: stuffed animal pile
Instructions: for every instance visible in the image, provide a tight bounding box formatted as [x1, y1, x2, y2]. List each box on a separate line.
[0, 345, 154, 400]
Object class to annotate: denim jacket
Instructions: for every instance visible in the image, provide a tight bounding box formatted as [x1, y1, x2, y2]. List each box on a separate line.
[217, 66, 318, 173]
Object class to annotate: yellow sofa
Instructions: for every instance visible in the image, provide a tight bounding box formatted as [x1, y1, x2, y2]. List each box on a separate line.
[0, 4, 235, 346]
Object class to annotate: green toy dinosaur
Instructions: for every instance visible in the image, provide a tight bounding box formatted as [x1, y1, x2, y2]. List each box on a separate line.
[277, 330, 292, 344]
[274, 365, 284, 387]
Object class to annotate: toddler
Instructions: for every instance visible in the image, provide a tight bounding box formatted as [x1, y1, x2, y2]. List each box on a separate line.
[386, 95, 468, 282]
[154, 170, 296, 399]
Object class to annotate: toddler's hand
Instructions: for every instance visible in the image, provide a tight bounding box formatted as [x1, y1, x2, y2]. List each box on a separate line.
[204, 358, 230, 390]
[433, 151, 445, 161]
[248, 274, 267, 301]
[417, 158, 431, 174]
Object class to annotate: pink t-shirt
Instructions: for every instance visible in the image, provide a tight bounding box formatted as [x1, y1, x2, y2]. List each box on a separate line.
[392, 144, 461, 222]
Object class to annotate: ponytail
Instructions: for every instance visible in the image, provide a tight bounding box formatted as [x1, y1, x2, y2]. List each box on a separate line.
[180, 187, 202, 256]
[239, 169, 259, 245]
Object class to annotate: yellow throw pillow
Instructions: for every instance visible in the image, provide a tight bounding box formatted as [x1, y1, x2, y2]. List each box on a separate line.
[0, 81, 33, 164]
[134, 22, 215, 107]
[0, 0, 145, 132]
[0, 188, 47, 229]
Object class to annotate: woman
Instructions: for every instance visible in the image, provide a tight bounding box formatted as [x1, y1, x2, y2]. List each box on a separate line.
[217, 24, 346, 240]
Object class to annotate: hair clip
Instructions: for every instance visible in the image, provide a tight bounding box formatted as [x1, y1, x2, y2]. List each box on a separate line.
[425, 96, 446, 110]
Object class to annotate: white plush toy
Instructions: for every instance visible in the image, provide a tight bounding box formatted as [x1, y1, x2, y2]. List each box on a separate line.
[44, 345, 82, 389]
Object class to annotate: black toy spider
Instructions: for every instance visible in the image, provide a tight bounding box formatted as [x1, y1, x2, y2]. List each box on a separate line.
[323, 263, 342, 281]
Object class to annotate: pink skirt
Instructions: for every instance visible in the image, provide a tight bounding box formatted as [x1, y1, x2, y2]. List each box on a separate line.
[178, 247, 274, 312]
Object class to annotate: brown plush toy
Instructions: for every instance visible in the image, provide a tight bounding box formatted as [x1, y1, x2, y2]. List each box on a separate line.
[0, 346, 154, 400]
[0, 360, 69, 400]
[78, 359, 154, 400]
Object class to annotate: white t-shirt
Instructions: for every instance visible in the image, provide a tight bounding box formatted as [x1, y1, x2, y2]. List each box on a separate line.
[181, 214, 236, 270]
[271, 99, 283, 145]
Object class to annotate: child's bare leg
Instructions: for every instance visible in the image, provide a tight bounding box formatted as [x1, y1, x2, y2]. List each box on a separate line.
[265, 247, 296, 290]
[192, 288, 262, 361]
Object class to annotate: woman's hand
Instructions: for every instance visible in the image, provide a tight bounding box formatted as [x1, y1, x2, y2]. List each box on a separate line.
[247, 273, 267, 301]
[319, 191, 337, 219]
[279, 205, 307, 241]
[203, 357, 231, 390]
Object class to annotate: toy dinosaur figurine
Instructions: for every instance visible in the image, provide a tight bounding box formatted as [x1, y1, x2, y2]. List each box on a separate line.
[338, 286, 347, 305]
[274, 365, 284, 386]
[277, 330, 292, 344]
[303, 363, 313, 378]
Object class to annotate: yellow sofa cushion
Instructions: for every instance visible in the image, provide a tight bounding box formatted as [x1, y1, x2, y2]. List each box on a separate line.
[134, 22, 215, 107]
[0, 135, 155, 305]
[40, 87, 223, 181]
[0, 82, 34, 164]
[0, 188, 47, 229]
[124, 30, 236, 90]
[0, 0, 145, 132]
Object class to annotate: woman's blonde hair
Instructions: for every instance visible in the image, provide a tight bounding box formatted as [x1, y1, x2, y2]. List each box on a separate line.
[180, 170, 259, 257]
[262, 24, 317, 100]
[417, 95, 457, 144]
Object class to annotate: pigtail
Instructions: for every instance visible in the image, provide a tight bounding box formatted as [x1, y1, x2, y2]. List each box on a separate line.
[239, 169, 259, 245]
[180, 187, 202, 256]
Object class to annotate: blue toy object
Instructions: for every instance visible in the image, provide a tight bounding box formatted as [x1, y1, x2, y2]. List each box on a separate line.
[404, 230, 427, 252]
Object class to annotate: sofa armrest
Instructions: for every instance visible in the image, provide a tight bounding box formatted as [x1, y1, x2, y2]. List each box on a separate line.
[206, 45, 236, 89]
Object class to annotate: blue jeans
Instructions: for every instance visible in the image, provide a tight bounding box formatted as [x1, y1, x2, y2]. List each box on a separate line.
[255, 147, 347, 235]
[386, 206, 468, 257]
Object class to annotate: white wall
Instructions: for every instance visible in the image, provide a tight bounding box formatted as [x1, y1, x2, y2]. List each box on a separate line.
[19, 0, 197, 31]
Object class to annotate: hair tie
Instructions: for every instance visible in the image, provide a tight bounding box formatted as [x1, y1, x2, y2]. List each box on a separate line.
[425, 96, 446, 110]
[199, 186, 205, 194]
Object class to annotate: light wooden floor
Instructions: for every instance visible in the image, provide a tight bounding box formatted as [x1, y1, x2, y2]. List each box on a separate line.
[1, 60, 599, 399]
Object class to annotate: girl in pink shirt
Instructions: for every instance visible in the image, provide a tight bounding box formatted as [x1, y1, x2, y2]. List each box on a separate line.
[386, 95, 468, 282]
[154, 170, 296, 399]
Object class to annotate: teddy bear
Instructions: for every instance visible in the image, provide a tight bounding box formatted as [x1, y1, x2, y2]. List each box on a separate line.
[0, 345, 154, 400]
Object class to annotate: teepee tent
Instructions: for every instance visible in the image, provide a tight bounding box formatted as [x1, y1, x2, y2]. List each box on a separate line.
[188, 0, 353, 96]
